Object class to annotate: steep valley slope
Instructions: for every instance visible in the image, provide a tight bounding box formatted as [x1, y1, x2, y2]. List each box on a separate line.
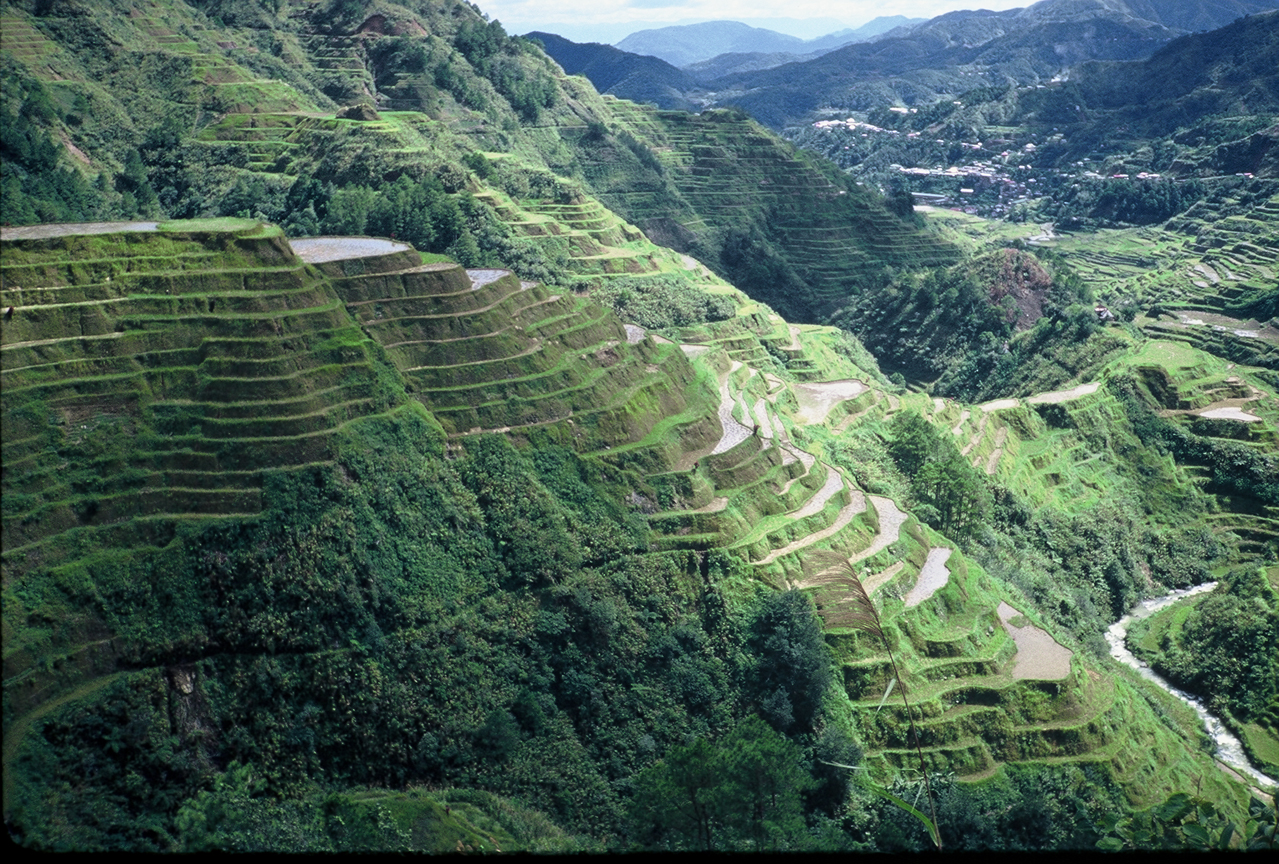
[2, 0, 1276, 852]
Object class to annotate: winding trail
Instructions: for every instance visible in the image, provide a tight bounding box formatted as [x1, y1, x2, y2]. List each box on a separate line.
[1026, 382, 1100, 404]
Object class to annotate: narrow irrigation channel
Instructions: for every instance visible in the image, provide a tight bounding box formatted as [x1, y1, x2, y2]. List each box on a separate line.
[1106, 583, 1277, 791]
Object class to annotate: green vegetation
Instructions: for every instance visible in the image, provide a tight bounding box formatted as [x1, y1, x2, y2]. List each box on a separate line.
[1128, 568, 1279, 774]
[3, 0, 1277, 853]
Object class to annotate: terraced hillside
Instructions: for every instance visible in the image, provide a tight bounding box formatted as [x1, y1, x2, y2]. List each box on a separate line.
[1, 0, 960, 332]
[4, 221, 1275, 850]
[301, 218, 1276, 806]
[0, 220, 396, 573]
[576, 100, 960, 321]
[918, 192, 1278, 392]
[3, 0, 1277, 851]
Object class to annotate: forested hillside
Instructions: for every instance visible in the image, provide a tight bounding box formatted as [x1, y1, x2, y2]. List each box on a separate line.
[2, 0, 1276, 853]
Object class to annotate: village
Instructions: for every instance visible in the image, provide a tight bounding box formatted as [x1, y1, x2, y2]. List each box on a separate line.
[806, 112, 1194, 219]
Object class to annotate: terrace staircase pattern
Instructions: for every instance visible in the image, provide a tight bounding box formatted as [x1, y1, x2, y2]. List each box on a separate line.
[5, 223, 1261, 806]
[1, 223, 395, 573]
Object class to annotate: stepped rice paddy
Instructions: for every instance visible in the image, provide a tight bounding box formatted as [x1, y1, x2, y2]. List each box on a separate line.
[7, 221, 1271, 822]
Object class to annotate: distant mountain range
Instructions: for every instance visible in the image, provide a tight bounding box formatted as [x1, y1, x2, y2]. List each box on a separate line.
[534, 0, 1279, 126]
[526, 32, 698, 110]
[611, 16, 921, 68]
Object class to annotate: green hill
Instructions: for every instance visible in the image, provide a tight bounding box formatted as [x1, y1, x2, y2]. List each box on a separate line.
[2, 0, 1277, 853]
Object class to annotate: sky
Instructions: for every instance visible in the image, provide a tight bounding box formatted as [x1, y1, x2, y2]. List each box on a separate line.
[479, 0, 1032, 43]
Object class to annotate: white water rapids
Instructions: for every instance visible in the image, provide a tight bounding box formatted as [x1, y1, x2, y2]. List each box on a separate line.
[1105, 582, 1277, 791]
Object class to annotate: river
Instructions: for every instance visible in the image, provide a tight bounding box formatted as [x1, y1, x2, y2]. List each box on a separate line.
[1105, 582, 1277, 792]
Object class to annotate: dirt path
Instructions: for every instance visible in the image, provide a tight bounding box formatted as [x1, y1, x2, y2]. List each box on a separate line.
[1, 331, 124, 351]
[997, 601, 1072, 679]
[290, 236, 411, 263]
[981, 398, 1020, 412]
[905, 547, 951, 608]
[849, 496, 908, 564]
[951, 409, 971, 435]
[690, 496, 728, 513]
[624, 324, 646, 344]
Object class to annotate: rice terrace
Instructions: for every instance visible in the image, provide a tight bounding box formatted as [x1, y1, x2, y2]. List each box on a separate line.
[1, 0, 1277, 853]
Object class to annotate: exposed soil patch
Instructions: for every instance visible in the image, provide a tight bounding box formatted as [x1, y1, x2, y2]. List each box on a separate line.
[59, 132, 91, 165]
[863, 561, 906, 596]
[791, 465, 844, 519]
[978, 248, 1053, 331]
[1026, 382, 1100, 404]
[624, 324, 646, 344]
[997, 601, 1072, 680]
[905, 547, 951, 608]
[290, 236, 411, 263]
[1199, 406, 1261, 422]
[793, 379, 867, 425]
[1, 222, 158, 240]
[849, 496, 908, 565]
[336, 103, 380, 121]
